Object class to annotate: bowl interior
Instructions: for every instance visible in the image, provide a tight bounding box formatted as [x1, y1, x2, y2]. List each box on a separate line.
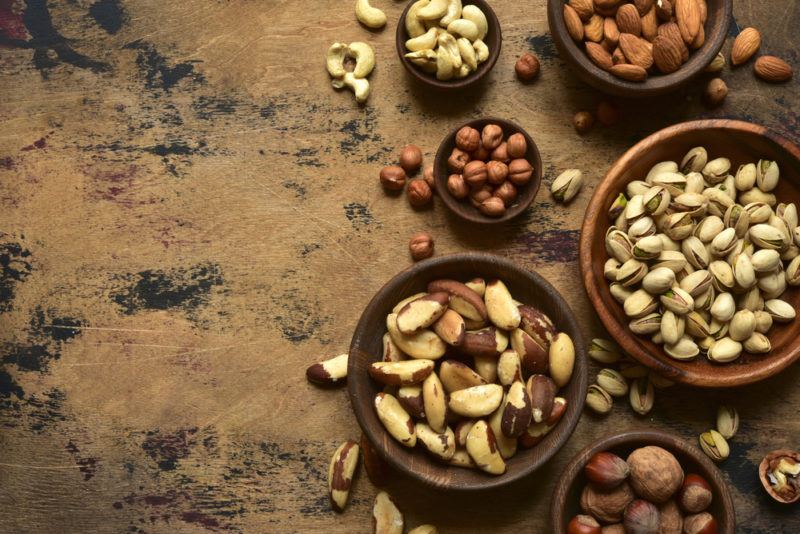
[433, 118, 543, 225]
[552, 430, 735, 533]
[581, 120, 800, 387]
[396, 0, 502, 90]
[547, 0, 731, 97]
[348, 253, 588, 491]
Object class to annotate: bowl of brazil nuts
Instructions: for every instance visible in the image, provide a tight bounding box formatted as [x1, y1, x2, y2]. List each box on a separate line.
[580, 119, 800, 387]
[434, 118, 543, 224]
[348, 252, 588, 491]
[551, 430, 735, 533]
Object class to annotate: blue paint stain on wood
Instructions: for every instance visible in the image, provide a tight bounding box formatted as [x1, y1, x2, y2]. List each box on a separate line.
[89, 0, 126, 34]
[124, 40, 204, 91]
[111, 263, 223, 315]
[526, 34, 558, 61]
[0, 239, 33, 314]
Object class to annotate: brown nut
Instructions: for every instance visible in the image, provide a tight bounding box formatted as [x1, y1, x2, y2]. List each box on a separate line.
[501, 380, 532, 437]
[428, 279, 488, 321]
[463, 160, 488, 187]
[568, 514, 602, 534]
[511, 328, 549, 374]
[507, 132, 528, 158]
[580, 481, 635, 523]
[491, 141, 510, 162]
[470, 185, 493, 207]
[518, 396, 566, 448]
[623, 499, 660, 534]
[481, 124, 504, 150]
[360, 433, 389, 486]
[397, 292, 449, 333]
[461, 326, 509, 358]
[448, 147, 471, 172]
[306, 353, 348, 386]
[369, 359, 435, 386]
[526, 373, 556, 423]
[373, 491, 404, 534]
[574, 111, 595, 134]
[480, 196, 506, 217]
[466, 419, 506, 475]
[447, 173, 469, 199]
[399, 144, 423, 173]
[328, 440, 360, 512]
[515, 52, 541, 81]
[497, 349, 523, 386]
[486, 160, 509, 185]
[472, 143, 490, 161]
[627, 446, 685, 503]
[380, 165, 407, 191]
[374, 392, 416, 447]
[759, 449, 800, 504]
[407, 179, 433, 207]
[422, 372, 447, 433]
[494, 181, 518, 206]
[456, 126, 481, 152]
[408, 231, 434, 261]
[519, 304, 557, 348]
[704, 78, 727, 108]
[597, 100, 620, 126]
[585, 451, 630, 489]
[508, 158, 534, 186]
[682, 512, 718, 534]
[679, 473, 713, 513]
[423, 165, 435, 191]
[397, 385, 425, 418]
[658, 499, 684, 534]
[433, 309, 466, 346]
[438, 359, 487, 392]
[448, 383, 504, 417]
[382, 333, 406, 362]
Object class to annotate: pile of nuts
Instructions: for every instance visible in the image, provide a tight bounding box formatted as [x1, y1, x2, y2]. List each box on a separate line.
[403, 0, 491, 80]
[759, 450, 800, 504]
[380, 144, 435, 209]
[697, 405, 737, 463]
[604, 146, 799, 364]
[370, 277, 575, 475]
[326, 41, 375, 104]
[568, 446, 719, 533]
[446, 123, 534, 217]
[563, 0, 709, 82]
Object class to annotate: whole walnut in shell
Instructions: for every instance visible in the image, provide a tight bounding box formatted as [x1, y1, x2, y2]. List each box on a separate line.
[627, 446, 684, 503]
[657, 499, 683, 534]
[581, 481, 635, 523]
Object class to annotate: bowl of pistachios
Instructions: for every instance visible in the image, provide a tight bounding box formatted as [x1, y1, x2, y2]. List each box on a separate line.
[580, 120, 800, 387]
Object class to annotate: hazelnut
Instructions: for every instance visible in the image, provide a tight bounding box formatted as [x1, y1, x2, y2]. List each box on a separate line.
[623, 499, 660, 534]
[469, 184, 493, 207]
[682, 512, 717, 534]
[627, 446, 684, 503]
[679, 474, 713, 513]
[574, 111, 595, 134]
[423, 165, 435, 191]
[447, 173, 469, 199]
[455, 126, 481, 152]
[703, 78, 727, 108]
[493, 181, 517, 206]
[408, 232, 434, 261]
[580, 481, 635, 523]
[486, 160, 509, 185]
[508, 158, 534, 186]
[507, 133, 527, 158]
[399, 144, 423, 173]
[600, 525, 625, 534]
[657, 499, 683, 534]
[515, 52, 541, 81]
[481, 124, 504, 150]
[407, 179, 432, 207]
[567, 514, 601, 534]
[479, 196, 506, 217]
[491, 141, 510, 162]
[597, 101, 620, 126]
[472, 144, 490, 161]
[463, 160, 488, 188]
[380, 165, 407, 191]
[585, 452, 630, 489]
[448, 148, 471, 173]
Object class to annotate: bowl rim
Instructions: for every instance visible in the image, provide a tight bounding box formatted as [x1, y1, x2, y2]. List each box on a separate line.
[433, 117, 543, 225]
[395, 0, 502, 91]
[546, 0, 732, 97]
[347, 252, 588, 491]
[579, 119, 800, 387]
[549, 429, 736, 533]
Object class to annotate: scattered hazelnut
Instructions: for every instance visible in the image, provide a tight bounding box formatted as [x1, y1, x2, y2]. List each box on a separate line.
[627, 446, 684, 503]
[507, 132, 527, 158]
[679, 474, 713, 513]
[585, 452, 630, 489]
[455, 126, 481, 152]
[567, 514, 601, 534]
[491, 141, 510, 162]
[423, 165, 435, 191]
[447, 173, 469, 199]
[481, 124, 504, 150]
[657, 500, 683, 534]
[407, 179, 432, 207]
[573, 111, 595, 134]
[682, 512, 718, 534]
[380, 165, 407, 191]
[580, 481, 635, 524]
[515, 52, 541, 81]
[479, 196, 506, 217]
[408, 232, 434, 261]
[448, 147, 471, 173]
[623, 499, 660, 534]
[704, 78, 728, 108]
[493, 181, 517, 206]
[486, 160, 509, 185]
[508, 158, 534, 186]
[399, 144, 423, 173]
[463, 160, 488, 188]
[596, 101, 620, 126]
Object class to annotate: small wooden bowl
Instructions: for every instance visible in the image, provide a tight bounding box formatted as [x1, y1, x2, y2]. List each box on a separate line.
[551, 430, 736, 533]
[580, 119, 800, 387]
[433, 118, 542, 225]
[547, 0, 732, 97]
[396, 0, 502, 91]
[348, 252, 588, 491]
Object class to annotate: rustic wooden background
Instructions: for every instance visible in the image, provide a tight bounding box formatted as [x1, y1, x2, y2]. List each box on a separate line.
[1, 0, 798, 532]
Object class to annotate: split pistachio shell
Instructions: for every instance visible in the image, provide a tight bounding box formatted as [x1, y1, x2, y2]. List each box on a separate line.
[724, 204, 751, 237]
[660, 287, 694, 315]
[630, 312, 662, 335]
[617, 259, 649, 287]
[699, 429, 730, 462]
[694, 215, 725, 243]
[787, 256, 800, 286]
[682, 236, 710, 269]
[629, 377, 654, 415]
[679, 269, 712, 297]
[735, 163, 757, 191]
[765, 299, 796, 322]
[628, 217, 657, 241]
[609, 193, 628, 220]
[732, 253, 757, 289]
[589, 338, 623, 364]
[651, 171, 686, 197]
[685, 311, 711, 338]
[586, 384, 613, 414]
[597, 368, 628, 397]
[653, 250, 688, 273]
[610, 283, 634, 304]
[681, 147, 708, 174]
[709, 227, 737, 257]
[710, 292, 735, 322]
[750, 224, 788, 250]
[685, 172, 706, 194]
[702, 157, 731, 183]
[552, 169, 583, 203]
[708, 336, 742, 363]
[756, 159, 780, 192]
[625, 289, 658, 318]
[665, 336, 699, 360]
[672, 192, 708, 217]
[729, 309, 756, 342]
[625, 195, 646, 223]
[704, 188, 735, 217]
[745, 202, 774, 224]
[744, 332, 771, 353]
[751, 249, 782, 273]
[643, 186, 671, 216]
[709, 261, 735, 292]
[663, 212, 695, 241]
[605, 258, 622, 281]
[606, 229, 634, 263]
[646, 161, 679, 183]
[754, 310, 773, 333]
[633, 235, 664, 260]
[627, 180, 652, 197]
[716, 405, 739, 439]
[660, 310, 685, 345]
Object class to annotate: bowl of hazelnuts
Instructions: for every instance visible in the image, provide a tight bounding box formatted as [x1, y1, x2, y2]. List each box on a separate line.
[434, 117, 542, 224]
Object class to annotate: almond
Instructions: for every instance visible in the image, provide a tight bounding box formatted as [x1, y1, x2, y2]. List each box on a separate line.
[754, 56, 793, 83]
[612, 47, 627, 65]
[595, 0, 623, 10]
[675, 0, 700, 44]
[604, 17, 620, 46]
[656, 0, 673, 21]
[653, 35, 683, 74]
[564, 5, 586, 42]
[616, 4, 641, 36]
[641, 7, 658, 41]
[584, 14, 605, 42]
[691, 25, 705, 49]
[634, 0, 654, 16]
[586, 42, 613, 70]
[697, 0, 707, 23]
[570, 0, 596, 21]
[610, 63, 648, 81]
[658, 22, 689, 61]
[731, 27, 761, 66]
[619, 33, 654, 69]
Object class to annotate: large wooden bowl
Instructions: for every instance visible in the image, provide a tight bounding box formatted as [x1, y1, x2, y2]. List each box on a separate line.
[580, 120, 800, 387]
[551, 430, 736, 532]
[547, 0, 732, 97]
[396, 0, 501, 91]
[348, 253, 588, 491]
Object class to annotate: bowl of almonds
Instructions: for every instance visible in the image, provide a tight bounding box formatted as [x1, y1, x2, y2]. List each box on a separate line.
[580, 119, 800, 387]
[348, 252, 588, 490]
[547, 0, 732, 97]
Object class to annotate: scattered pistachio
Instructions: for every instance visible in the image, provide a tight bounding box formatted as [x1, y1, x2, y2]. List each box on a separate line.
[586, 384, 613, 415]
[699, 429, 730, 462]
[716, 405, 739, 440]
[551, 169, 584, 203]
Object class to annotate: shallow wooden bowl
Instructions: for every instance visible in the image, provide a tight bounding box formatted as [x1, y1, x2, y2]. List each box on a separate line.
[551, 430, 736, 532]
[433, 118, 542, 225]
[547, 0, 732, 97]
[580, 120, 800, 387]
[348, 252, 588, 491]
[396, 0, 501, 91]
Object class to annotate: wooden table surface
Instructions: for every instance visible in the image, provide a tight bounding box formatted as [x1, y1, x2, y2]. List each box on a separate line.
[1, 1, 798, 532]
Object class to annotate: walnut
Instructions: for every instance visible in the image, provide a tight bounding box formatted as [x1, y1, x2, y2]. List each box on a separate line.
[580, 481, 635, 523]
[627, 446, 684, 503]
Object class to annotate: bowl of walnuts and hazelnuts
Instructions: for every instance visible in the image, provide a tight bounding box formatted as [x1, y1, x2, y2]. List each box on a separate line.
[434, 118, 543, 224]
[551, 429, 735, 533]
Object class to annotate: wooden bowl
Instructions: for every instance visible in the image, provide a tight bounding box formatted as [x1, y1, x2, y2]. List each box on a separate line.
[551, 430, 736, 532]
[433, 118, 542, 225]
[348, 252, 588, 491]
[547, 0, 732, 97]
[580, 119, 800, 387]
[396, 0, 501, 91]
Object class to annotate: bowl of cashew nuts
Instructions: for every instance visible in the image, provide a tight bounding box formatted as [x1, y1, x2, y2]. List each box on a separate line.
[396, 0, 502, 90]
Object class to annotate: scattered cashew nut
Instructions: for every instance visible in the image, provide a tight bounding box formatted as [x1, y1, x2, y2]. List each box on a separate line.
[439, 0, 462, 27]
[334, 72, 371, 104]
[417, 0, 449, 20]
[354, 0, 387, 29]
[473, 39, 489, 63]
[461, 5, 488, 41]
[326, 42, 348, 79]
[457, 37, 477, 71]
[347, 41, 375, 78]
[406, 27, 440, 52]
[326, 41, 374, 104]
[405, 0, 430, 38]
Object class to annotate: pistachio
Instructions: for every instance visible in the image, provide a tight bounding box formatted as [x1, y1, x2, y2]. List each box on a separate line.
[597, 368, 629, 397]
[660, 310, 685, 345]
[628, 217, 657, 241]
[605, 258, 622, 281]
[709, 227, 737, 257]
[659, 234, 681, 252]
[664, 336, 699, 360]
[694, 287, 715, 311]
[625, 289, 659, 318]
[672, 192, 708, 218]
[719, 175, 737, 201]
[704, 187, 735, 218]
[606, 228, 634, 262]
[681, 236, 710, 269]
[751, 249, 782, 273]
[699, 429, 730, 462]
[663, 212, 695, 241]
[744, 332, 771, 354]
[627, 180, 652, 197]
[756, 159, 779, 192]
[716, 405, 739, 439]
[679, 269, 712, 297]
[765, 299, 796, 323]
[738, 286, 764, 312]
[754, 310, 773, 333]
[629, 377, 654, 415]
[702, 157, 731, 184]
[681, 147, 708, 174]
[630, 312, 662, 335]
[641, 267, 676, 295]
[652, 250, 688, 273]
[707, 336, 742, 363]
[744, 202, 774, 224]
[610, 282, 634, 304]
[778, 202, 798, 231]
[646, 161, 679, 183]
[625, 195, 646, 224]
[552, 169, 583, 203]
[651, 171, 687, 196]
[643, 186, 671, 215]
[724, 204, 751, 237]
[685, 172, 706, 195]
[632, 235, 663, 260]
[609, 193, 628, 220]
[783, 244, 800, 261]
[734, 163, 757, 191]
[589, 338, 623, 364]
[786, 256, 800, 286]
[685, 311, 711, 338]
[586, 384, 613, 415]
[697, 336, 715, 354]
[710, 292, 735, 323]
[758, 271, 787, 300]
[694, 215, 725, 243]
[709, 261, 735, 292]
[740, 188, 777, 207]
[732, 253, 757, 289]
[709, 318, 729, 340]
[660, 287, 695, 315]
[729, 309, 756, 342]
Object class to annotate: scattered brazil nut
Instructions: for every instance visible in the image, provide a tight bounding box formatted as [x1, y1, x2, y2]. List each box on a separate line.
[306, 353, 348, 386]
[373, 491, 403, 534]
[328, 440, 360, 512]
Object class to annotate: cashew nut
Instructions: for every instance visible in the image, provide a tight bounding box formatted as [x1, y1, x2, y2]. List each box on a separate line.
[417, 0, 449, 20]
[436, 46, 455, 80]
[446, 19, 479, 42]
[454, 63, 471, 79]
[439, 0, 462, 27]
[405, 0, 430, 38]
[355, 0, 386, 29]
[333, 72, 370, 104]
[437, 32, 462, 70]
[457, 37, 477, 71]
[461, 5, 488, 41]
[405, 50, 438, 73]
[473, 39, 489, 63]
[406, 27, 440, 52]
[346, 41, 375, 78]
[326, 42, 348, 78]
